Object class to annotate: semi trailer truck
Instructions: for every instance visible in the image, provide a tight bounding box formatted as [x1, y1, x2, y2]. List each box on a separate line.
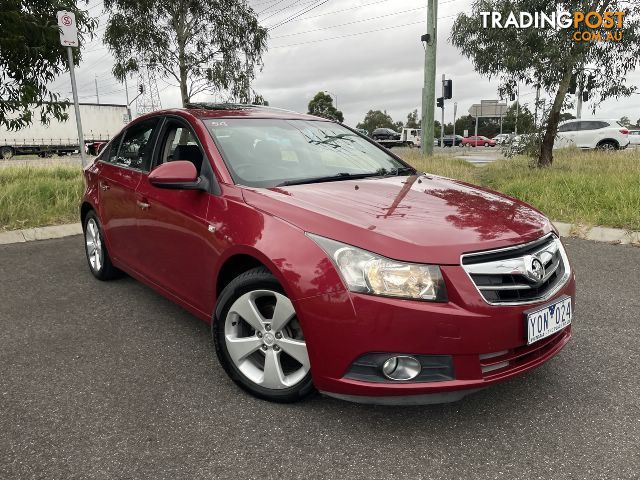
[0, 103, 129, 159]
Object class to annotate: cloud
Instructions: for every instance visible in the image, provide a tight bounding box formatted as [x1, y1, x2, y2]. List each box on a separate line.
[51, 0, 640, 127]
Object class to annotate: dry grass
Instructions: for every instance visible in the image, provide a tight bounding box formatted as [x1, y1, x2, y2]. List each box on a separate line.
[0, 166, 83, 231]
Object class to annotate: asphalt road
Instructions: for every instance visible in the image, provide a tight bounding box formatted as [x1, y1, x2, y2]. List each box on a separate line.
[1, 236, 638, 480]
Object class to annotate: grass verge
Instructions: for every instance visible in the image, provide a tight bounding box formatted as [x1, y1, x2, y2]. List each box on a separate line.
[401, 148, 640, 231]
[1, 149, 639, 232]
[0, 166, 83, 231]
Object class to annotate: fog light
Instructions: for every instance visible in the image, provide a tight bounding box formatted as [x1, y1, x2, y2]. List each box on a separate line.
[381, 356, 421, 381]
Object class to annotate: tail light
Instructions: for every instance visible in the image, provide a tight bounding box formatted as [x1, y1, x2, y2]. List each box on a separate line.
[620, 128, 629, 135]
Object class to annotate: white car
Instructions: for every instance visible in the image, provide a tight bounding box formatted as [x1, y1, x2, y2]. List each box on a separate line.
[493, 133, 511, 145]
[628, 130, 640, 146]
[556, 119, 630, 150]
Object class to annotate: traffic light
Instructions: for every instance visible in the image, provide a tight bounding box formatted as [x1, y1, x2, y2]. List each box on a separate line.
[443, 79, 453, 99]
[582, 91, 589, 102]
[587, 74, 596, 91]
[437, 97, 444, 108]
[510, 93, 517, 101]
[139, 85, 144, 93]
[568, 74, 577, 95]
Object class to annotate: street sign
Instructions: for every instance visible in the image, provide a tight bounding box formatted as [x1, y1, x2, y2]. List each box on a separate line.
[469, 101, 508, 118]
[57, 11, 78, 47]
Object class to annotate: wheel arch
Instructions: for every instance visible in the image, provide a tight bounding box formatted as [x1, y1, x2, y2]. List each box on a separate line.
[597, 138, 619, 148]
[80, 201, 95, 229]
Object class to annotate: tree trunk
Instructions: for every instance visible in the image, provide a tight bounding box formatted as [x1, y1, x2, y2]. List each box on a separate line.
[537, 67, 577, 167]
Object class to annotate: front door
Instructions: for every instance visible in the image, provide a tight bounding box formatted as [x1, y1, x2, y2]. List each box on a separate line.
[135, 118, 216, 314]
[97, 118, 161, 271]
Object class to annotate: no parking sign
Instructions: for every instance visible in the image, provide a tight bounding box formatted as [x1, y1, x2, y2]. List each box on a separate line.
[57, 11, 79, 47]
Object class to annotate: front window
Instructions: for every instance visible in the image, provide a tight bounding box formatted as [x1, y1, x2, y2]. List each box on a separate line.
[205, 119, 411, 188]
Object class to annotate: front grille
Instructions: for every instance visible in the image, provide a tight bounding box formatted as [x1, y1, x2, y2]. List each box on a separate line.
[462, 234, 570, 305]
[480, 329, 569, 378]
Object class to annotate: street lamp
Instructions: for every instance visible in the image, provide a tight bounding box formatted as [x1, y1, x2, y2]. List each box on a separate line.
[324, 90, 338, 109]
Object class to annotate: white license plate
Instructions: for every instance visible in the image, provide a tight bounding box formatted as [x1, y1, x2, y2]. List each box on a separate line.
[526, 296, 572, 345]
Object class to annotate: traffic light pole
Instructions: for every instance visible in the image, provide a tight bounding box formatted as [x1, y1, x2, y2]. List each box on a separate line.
[421, 0, 437, 155]
[576, 73, 584, 119]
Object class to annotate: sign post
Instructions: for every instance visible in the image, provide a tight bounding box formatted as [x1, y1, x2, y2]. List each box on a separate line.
[57, 11, 87, 167]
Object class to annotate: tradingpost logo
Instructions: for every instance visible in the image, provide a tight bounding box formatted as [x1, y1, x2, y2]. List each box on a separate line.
[480, 10, 626, 42]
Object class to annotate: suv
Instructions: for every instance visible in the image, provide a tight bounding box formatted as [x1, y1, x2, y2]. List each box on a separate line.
[556, 119, 630, 150]
[371, 128, 400, 141]
[81, 104, 575, 404]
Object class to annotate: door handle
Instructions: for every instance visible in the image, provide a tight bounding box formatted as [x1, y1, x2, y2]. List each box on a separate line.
[136, 200, 150, 210]
[99, 181, 110, 191]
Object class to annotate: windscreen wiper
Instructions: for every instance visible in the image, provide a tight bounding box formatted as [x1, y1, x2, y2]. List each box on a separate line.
[277, 172, 381, 187]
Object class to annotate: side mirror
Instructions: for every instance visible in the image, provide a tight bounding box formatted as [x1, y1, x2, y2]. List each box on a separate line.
[149, 161, 208, 191]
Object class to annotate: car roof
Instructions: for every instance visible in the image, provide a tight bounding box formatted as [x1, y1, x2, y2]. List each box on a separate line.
[139, 103, 327, 122]
[559, 118, 619, 124]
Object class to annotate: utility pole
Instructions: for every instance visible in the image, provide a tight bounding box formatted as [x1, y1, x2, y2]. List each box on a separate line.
[421, 0, 438, 155]
[94, 74, 100, 104]
[515, 84, 520, 135]
[124, 75, 131, 122]
[440, 74, 445, 148]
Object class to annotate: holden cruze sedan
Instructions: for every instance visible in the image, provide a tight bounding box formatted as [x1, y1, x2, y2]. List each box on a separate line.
[81, 104, 575, 404]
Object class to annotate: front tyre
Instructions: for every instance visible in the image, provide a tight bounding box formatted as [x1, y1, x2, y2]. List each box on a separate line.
[213, 267, 315, 403]
[83, 211, 121, 280]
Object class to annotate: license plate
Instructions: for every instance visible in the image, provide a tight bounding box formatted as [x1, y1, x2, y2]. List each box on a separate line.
[525, 296, 572, 345]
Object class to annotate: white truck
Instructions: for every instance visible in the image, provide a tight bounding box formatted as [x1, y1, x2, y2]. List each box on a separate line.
[0, 103, 129, 159]
[373, 127, 422, 149]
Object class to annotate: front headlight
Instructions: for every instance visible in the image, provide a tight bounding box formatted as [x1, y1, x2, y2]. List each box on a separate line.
[308, 233, 447, 302]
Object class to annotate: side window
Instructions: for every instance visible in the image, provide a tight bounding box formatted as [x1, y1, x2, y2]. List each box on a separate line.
[579, 121, 604, 131]
[158, 124, 204, 174]
[104, 134, 123, 164]
[114, 118, 160, 171]
[559, 122, 578, 132]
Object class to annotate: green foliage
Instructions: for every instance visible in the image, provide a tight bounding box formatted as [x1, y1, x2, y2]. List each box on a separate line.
[451, 0, 640, 166]
[619, 116, 632, 128]
[356, 110, 399, 133]
[307, 92, 343, 122]
[405, 109, 420, 128]
[0, 1, 97, 130]
[103, 0, 267, 106]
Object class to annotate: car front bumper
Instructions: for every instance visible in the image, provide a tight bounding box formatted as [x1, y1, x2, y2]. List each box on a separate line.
[295, 267, 576, 404]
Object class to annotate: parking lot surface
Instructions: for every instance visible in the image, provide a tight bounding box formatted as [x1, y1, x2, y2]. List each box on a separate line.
[0, 236, 638, 479]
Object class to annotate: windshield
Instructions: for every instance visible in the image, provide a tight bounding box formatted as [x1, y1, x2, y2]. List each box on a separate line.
[205, 119, 410, 188]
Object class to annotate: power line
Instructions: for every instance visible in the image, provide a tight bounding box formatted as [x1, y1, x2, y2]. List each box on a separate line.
[268, 0, 330, 30]
[271, 14, 457, 49]
[271, 6, 425, 39]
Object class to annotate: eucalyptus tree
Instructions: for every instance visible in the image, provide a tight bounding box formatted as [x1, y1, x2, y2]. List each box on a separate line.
[104, 0, 268, 106]
[452, 0, 640, 166]
[0, 1, 96, 129]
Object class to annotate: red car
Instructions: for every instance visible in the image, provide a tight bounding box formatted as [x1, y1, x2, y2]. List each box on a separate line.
[461, 135, 496, 147]
[81, 105, 575, 404]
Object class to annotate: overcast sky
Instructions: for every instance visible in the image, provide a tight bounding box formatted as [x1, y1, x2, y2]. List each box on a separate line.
[52, 0, 640, 127]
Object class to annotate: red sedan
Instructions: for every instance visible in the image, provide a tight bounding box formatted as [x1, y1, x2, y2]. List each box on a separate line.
[81, 105, 574, 404]
[461, 135, 496, 147]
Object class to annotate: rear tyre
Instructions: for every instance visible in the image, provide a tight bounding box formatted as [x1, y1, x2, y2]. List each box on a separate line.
[1, 146, 14, 160]
[213, 267, 315, 403]
[596, 140, 618, 151]
[83, 211, 121, 281]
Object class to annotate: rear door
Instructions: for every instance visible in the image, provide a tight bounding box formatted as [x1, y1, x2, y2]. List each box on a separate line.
[556, 121, 580, 148]
[96, 118, 161, 270]
[134, 117, 215, 313]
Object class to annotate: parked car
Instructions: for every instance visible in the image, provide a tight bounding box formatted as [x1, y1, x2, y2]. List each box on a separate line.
[81, 104, 575, 404]
[461, 135, 496, 147]
[438, 134, 463, 147]
[627, 130, 640, 146]
[556, 119, 630, 150]
[493, 133, 510, 145]
[371, 128, 400, 141]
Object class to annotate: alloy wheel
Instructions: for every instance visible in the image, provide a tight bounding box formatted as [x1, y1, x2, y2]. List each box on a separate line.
[224, 290, 309, 390]
[85, 218, 103, 273]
